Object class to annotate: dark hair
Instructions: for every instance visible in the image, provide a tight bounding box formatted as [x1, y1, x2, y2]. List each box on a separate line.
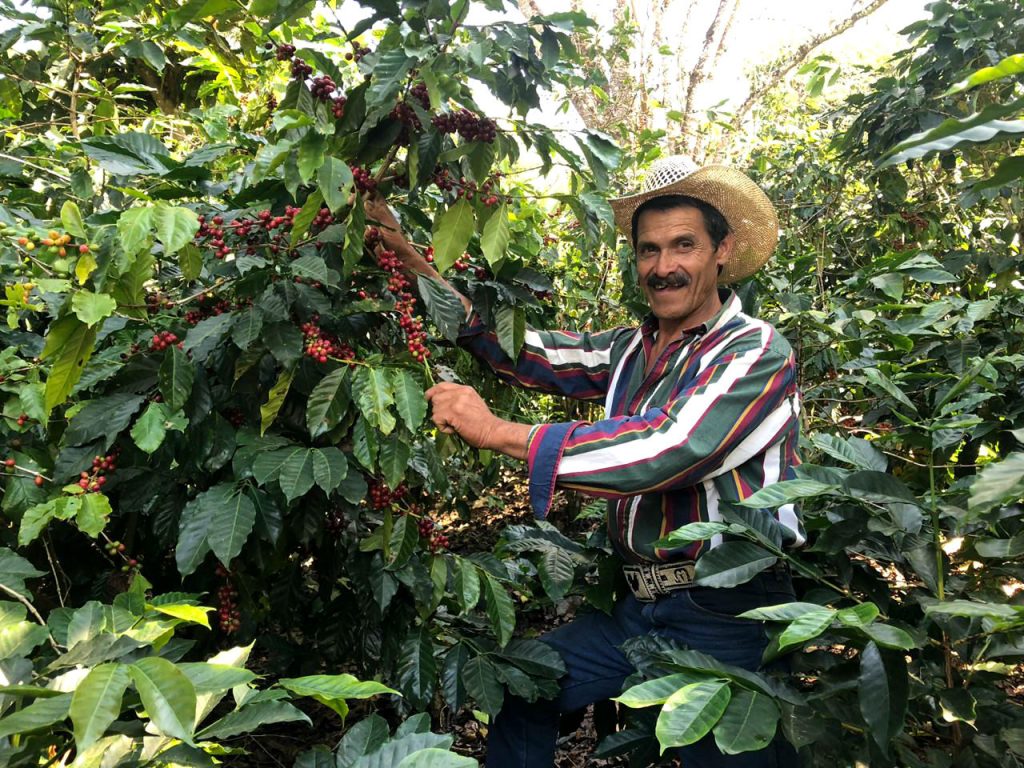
[631, 195, 731, 251]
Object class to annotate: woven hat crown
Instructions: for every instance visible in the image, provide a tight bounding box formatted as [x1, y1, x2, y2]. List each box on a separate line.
[640, 156, 700, 192]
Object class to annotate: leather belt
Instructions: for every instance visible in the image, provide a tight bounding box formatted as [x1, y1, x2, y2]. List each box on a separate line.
[623, 560, 697, 603]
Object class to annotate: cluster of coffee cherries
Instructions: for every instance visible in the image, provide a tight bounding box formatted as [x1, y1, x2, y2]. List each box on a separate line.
[291, 57, 313, 80]
[311, 207, 335, 231]
[311, 75, 337, 101]
[431, 109, 498, 143]
[184, 294, 238, 326]
[105, 539, 140, 572]
[145, 291, 174, 314]
[416, 517, 450, 553]
[432, 168, 457, 192]
[215, 565, 241, 634]
[149, 330, 180, 351]
[351, 165, 377, 193]
[14, 413, 28, 427]
[2, 458, 41, 487]
[458, 176, 504, 207]
[195, 214, 232, 259]
[274, 43, 295, 61]
[368, 479, 407, 510]
[331, 94, 347, 119]
[325, 507, 345, 534]
[78, 449, 118, 493]
[300, 318, 354, 364]
[390, 82, 432, 140]
[431, 168, 507, 207]
[195, 207, 300, 260]
[367, 229, 431, 362]
[224, 408, 246, 428]
[345, 42, 371, 62]
[104, 539, 126, 557]
[452, 253, 489, 280]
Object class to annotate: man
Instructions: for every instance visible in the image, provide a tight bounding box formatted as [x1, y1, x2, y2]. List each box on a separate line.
[365, 155, 802, 767]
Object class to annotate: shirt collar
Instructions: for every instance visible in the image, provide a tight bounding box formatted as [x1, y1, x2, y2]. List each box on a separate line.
[640, 289, 741, 340]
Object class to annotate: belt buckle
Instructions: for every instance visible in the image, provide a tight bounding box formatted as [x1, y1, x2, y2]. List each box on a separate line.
[624, 561, 697, 602]
[624, 565, 658, 602]
[655, 561, 695, 592]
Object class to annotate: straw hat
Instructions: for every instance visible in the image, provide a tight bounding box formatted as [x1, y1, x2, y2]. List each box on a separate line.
[609, 156, 778, 283]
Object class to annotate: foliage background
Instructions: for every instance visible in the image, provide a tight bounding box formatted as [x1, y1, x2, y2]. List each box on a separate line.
[1, 0, 1024, 766]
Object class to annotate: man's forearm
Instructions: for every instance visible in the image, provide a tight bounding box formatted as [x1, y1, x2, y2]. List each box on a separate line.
[364, 194, 472, 316]
[482, 420, 532, 462]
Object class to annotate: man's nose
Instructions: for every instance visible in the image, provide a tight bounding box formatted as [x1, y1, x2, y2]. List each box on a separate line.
[651, 251, 680, 276]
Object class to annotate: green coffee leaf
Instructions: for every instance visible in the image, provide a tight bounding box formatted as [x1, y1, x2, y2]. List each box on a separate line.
[460, 656, 503, 717]
[655, 680, 731, 750]
[70, 663, 131, 749]
[615, 673, 704, 708]
[159, 345, 195, 412]
[41, 315, 98, 416]
[713, 688, 779, 755]
[117, 207, 152, 257]
[390, 369, 427, 432]
[481, 571, 515, 647]
[480, 203, 510, 267]
[0, 693, 71, 739]
[71, 291, 116, 327]
[198, 700, 311, 739]
[312, 447, 348, 494]
[152, 203, 200, 256]
[858, 641, 907, 752]
[307, 368, 350, 436]
[260, 367, 295, 436]
[129, 657, 197, 744]
[351, 367, 396, 436]
[318, 156, 353, 213]
[208, 486, 256, 565]
[694, 542, 777, 588]
[431, 199, 474, 274]
[61, 200, 87, 238]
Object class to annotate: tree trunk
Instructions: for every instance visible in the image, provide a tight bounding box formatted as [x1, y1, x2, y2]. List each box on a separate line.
[678, 0, 732, 157]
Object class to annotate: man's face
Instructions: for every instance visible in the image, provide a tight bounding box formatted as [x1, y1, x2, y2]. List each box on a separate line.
[634, 205, 734, 334]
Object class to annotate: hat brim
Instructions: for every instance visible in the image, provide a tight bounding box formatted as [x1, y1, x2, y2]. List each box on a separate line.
[609, 165, 778, 284]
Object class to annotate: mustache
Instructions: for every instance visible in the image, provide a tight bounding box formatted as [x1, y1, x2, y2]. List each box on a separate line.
[647, 272, 691, 289]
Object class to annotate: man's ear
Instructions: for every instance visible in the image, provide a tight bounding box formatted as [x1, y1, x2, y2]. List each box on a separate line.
[715, 232, 736, 270]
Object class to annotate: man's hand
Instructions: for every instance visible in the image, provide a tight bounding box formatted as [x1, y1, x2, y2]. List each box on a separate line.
[362, 193, 434, 275]
[426, 382, 531, 461]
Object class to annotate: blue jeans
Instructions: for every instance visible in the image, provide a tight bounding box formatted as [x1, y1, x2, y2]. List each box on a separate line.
[486, 572, 797, 767]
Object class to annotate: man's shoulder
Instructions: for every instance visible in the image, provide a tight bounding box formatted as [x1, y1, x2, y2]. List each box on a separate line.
[718, 311, 794, 361]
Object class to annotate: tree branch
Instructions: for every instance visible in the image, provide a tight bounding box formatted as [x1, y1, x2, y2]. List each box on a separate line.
[728, 0, 893, 136]
[0, 582, 61, 653]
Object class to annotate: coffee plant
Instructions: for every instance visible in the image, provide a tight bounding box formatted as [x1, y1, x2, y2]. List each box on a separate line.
[4, 0, 1024, 765]
[0, 0, 623, 763]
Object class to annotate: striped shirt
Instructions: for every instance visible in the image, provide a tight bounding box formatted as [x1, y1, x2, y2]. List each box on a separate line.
[461, 290, 804, 564]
